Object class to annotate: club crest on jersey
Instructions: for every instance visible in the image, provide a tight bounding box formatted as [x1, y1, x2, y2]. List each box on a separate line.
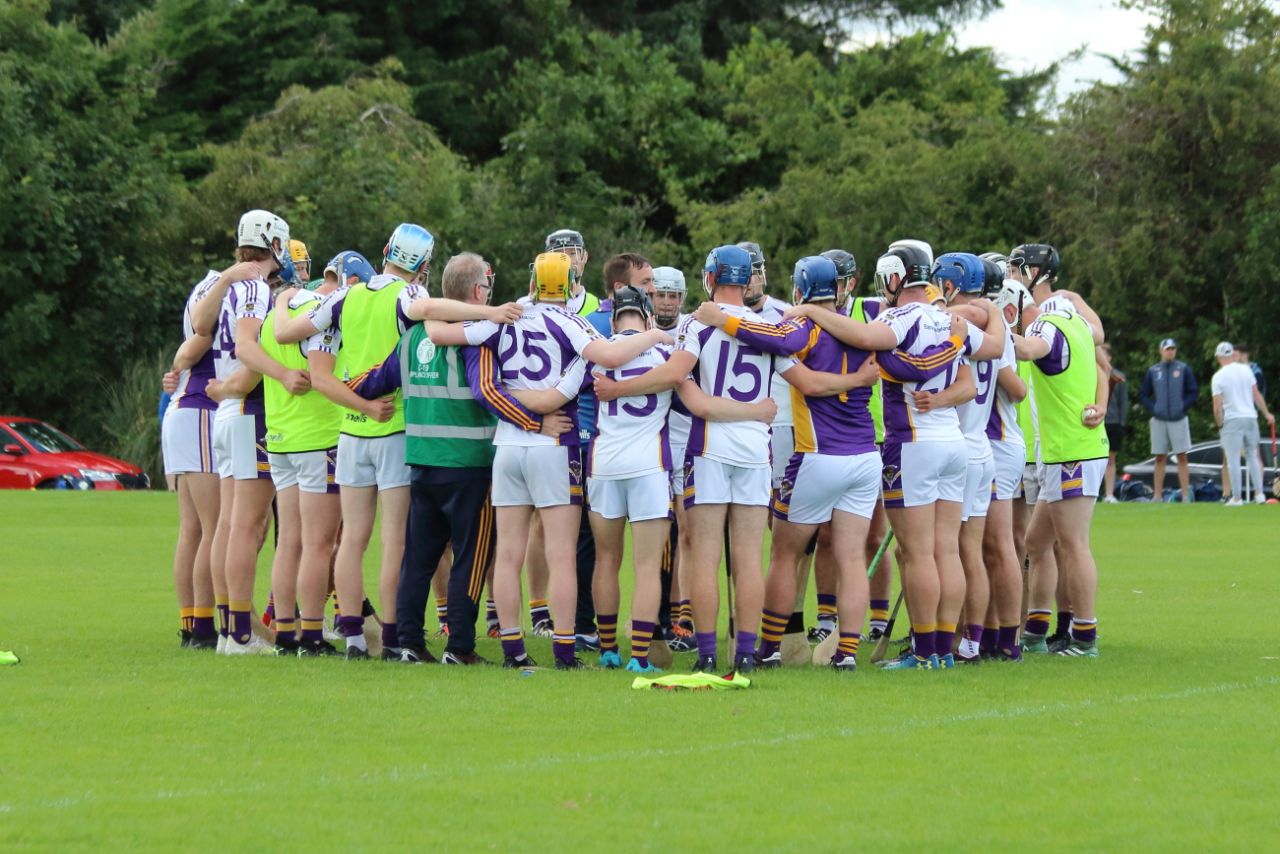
[882, 465, 901, 489]
[568, 458, 583, 482]
[416, 338, 436, 364]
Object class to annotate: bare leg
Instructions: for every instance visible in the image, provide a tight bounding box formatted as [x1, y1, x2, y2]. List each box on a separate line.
[685, 503, 729, 651]
[539, 503, 583, 662]
[267, 485, 303, 636]
[727, 503, 768, 651]
[1176, 454, 1191, 502]
[298, 490, 341, 636]
[1047, 496, 1098, 648]
[376, 486, 409, 642]
[1104, 452, 1117, 500]
[334, 486, 378, 632]
[172, 475, 200, 613]
[1153, 454, 1168, 502]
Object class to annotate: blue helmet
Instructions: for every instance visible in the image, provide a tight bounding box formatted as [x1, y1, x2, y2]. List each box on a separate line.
[325, 250, 375, 285]
[703, 245, 752, 288]
[931, 252, 985, 296]
[792, 256, 839, 303]
[384, 223, 435, 274]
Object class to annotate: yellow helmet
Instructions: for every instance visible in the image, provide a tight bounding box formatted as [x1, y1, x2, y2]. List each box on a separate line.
[924, 284, 946, 306]
[288, 239, 310, 264]
[532, 251, 574, 302]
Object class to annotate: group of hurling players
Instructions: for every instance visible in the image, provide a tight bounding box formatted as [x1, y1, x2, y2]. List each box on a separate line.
[161, 208, 1109, 673]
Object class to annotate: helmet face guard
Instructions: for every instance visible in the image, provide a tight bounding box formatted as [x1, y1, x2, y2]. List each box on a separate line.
[874, 255, 907, 305]
[1009, 243, 1059, 289]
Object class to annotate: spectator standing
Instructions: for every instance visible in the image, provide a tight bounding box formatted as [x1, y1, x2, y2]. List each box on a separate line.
[1101, 344, 1127, 503]
[1139, 337, 1198, 502]
[1212, 342, 1275, 505]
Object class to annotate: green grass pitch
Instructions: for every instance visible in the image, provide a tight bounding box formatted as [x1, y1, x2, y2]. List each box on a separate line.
[2, 492, 1277, 849]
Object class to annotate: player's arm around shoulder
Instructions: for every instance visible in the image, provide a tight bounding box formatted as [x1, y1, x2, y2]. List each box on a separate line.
[676, 378, 776, 423]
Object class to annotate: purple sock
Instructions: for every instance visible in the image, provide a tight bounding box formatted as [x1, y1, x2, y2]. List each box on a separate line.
[695, 631, 717, 659]
[934, 629, 955, 658]
[757, 638, 781, 658]
[230, 609, 252, 645]
[553, 633, 576, 664]
[963, 624, 983, 644]
[193, 615, 215, 636]
[301, 618, 323, 644]
[912, 631, 935, 660]
[997, 625, 1019, 655]
[381, 621, 398, 649]
[979, 627, 997, 654]
[216, 604, 230, 638]
[735, 631, 758, 660]
[336, 615, 364, 638]
[499, 629, 525, 660]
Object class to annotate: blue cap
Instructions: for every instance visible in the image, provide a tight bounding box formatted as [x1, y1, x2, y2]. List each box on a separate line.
[325, 251, 375, 285]
[703, 245, 752, 286]
[792, 256, 839, 302]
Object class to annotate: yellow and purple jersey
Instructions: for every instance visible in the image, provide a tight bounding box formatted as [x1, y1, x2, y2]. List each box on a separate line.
[172, 270, 220, 413]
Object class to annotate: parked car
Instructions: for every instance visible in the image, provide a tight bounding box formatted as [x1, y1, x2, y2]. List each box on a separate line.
[1123, 440, 1278, 499]
[0, 417, 149, 490]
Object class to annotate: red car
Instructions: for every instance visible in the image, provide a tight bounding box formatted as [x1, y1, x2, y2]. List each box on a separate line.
[0, 416, 150, 490]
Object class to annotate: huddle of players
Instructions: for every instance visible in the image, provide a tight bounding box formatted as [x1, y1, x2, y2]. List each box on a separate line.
[161, 207, 1108, 671]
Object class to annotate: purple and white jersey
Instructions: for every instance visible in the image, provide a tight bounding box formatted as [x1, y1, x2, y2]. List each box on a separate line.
[663, 313, 693, 454]
[875, 301, 984, 444]
[590, 334, 674, 479]
[307, 274, 423, 356]
[464, 302, 602, 447]
[214, 276, 270, 415]
[758, 295, 794, 428]
[676, 304, 795, 468]
[172, 270, 220, 412]
[957, 316, 1008, 461]
[985, 326, 1025, 448]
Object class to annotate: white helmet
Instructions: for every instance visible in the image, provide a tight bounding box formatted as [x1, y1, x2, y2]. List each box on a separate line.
[237, 209, 290, 257]
[888, 238, 934, 267]
[384, 223, 435, 274]
[653, 266, 687, 294]
[994, 279, 1032, 312]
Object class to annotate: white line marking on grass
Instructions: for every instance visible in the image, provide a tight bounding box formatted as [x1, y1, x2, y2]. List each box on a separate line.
[5, 675, 1278, 815]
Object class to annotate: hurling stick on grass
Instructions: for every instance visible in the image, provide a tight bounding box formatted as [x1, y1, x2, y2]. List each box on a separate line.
[723, 519, 735, 643]
[813, 529, 895, 664]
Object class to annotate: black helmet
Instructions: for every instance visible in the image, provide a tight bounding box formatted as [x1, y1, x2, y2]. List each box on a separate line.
[736, 241, 766, 271]
[611, 285, 653, 324]
[979, 256, 1005, 297]
[1010, 243, 1059, 287]
[820, 249, 857, 280]
[545, 228, 585, 252]
[885, 243, 932, 287]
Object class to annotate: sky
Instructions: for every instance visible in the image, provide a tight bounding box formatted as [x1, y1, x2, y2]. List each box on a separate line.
[848, 0, 1161, 100]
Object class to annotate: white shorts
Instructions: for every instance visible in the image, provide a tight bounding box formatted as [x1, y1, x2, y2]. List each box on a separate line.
[162, 407, 216, 475]
[770, 426, 795, 488]
[683, 456, 771, 508]
[1150, 417, 1192, 456]
[773, 451, 880, 524]
[669, 445, 688, 499]
[990, 439, 1026, 501]
[335, 433, 409, 490]
[588, 471, 672, 522]
[269, 449, 338, 495]
[962, 456, 996, 522]
[1037, 458, 1106, 503]
[213, 407, 270, 481]
[1022, 462, 1041, 505]
[493, 444, 584, 508]
[881, 440, 966, 509]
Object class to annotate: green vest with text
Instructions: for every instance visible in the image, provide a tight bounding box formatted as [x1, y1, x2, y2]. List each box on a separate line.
[261, 293, 342, 452]
[1031, 312, 1109, 464]
[402, 325, 497, 468]
[335, 279, 407, 437]
[852, 297, 885, 443]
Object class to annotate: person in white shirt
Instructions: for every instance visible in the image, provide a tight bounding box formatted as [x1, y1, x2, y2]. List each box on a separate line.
[1212, 342, 1275, 505]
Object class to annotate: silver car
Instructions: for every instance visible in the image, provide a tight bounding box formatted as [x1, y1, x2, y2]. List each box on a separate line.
[1123, 440, 1278, 498]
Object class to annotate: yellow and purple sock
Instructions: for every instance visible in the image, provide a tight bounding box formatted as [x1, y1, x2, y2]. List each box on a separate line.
[180, 607, 195, 634]
[193, 607, 215, 637]
[934, 622, 957, 658]
[911, 623, 937, 660]
[301, 617, 324, 644]
[529, 598, 550, 625]
[836, 631, 860, 660]
[1071, 617, 1097, 644]
[869, 599, 890, 633]
[695, 631, 717, 659]
[485, 599, 498, 624]
[630, 620, 655, 666]
[1025, 609, 1051, 638]
[817, 594, 838, 630]
[275, 617, 297, 643]
[597, 614, 618, 652]
[330, 589, 341, 618]
[1056, 610, 1074, 637]
[758, 608, 788, 657]
[677, 600, 693, 630]
[435, 597, 448, 626]
[229, 600, 254, 645]
[216, 598, 230, 638]
[553, 632, 576, 665]
[735, 630, 758, 660]
[263, 592, 275, 626]
[499, 627, 525, 660]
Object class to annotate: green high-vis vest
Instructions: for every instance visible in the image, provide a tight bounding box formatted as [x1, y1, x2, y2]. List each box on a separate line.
[335, 280, 408, 438]
[1016, 359, 1037, 463]
[261, 294, 341, 453]
[1031, 312, 1109, 464]
[401, 325, 497, 468]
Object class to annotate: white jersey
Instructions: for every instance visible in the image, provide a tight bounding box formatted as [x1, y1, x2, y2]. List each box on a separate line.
[676, 304, 794, 468]
[590, 334, 674, 479]
[170, 270, 220, 410]
[956, 316, 1008, 461]
[876, 301, 984, 444]
[663, 314, 692, 454]
[213, 276, 270, 382]
[757, 295, 794, 427]
[465, 302, 601, 447]
[986, 325, 1025, 447]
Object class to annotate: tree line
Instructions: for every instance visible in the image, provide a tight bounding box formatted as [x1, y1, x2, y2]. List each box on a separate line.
[2, 0, 1277, 477]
